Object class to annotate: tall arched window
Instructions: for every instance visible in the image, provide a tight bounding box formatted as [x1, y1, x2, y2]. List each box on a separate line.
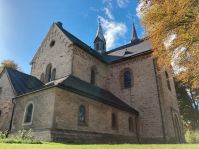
[165, 71, 171, 91]
[24, 103, 34, 124]
[51, 68, 56, 81]
[45, 64, 52, 83]
[79, 105, 86, 124]
[91, 67, 97, 85]
[124, 69, 132, 88]
[128, 117, 134, 132]
[111, 113, 118, 130]
[40, 73, 44, 82]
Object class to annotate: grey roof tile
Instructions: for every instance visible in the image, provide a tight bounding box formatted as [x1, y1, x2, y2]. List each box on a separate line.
[5, 68, 44, 96]
[58, 75, 138, 114]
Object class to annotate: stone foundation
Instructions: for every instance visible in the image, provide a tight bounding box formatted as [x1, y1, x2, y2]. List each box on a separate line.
[51, 129, 139, 144]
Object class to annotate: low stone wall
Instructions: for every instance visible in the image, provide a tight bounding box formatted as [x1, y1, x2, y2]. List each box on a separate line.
[51, 129, 138, 144]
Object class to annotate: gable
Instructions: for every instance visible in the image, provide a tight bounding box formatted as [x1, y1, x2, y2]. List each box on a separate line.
[31, 23, 73, 64]
[30, 23, 74, 80]
[0, 69, 15, 100]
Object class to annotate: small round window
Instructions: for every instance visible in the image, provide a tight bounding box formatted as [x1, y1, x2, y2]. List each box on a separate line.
[50, 40, 55, 48]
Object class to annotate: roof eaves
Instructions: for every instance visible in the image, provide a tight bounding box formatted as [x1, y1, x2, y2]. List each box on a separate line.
[57, 81, 138, 114]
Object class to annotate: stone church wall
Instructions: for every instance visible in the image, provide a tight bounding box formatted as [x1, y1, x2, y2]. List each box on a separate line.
[108, 54, 164, 143]
[0, 71, 15, 131]
[72, 45, 108, 89]
[11, 87, 56, 141]
[52, 88, 138, 143]
[157, 69, 184, 143]
[31, 24, 73, 81]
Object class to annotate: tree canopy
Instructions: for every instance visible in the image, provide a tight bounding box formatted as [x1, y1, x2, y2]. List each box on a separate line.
[139, 0, 199, 89]
[0, 60, 19, 73]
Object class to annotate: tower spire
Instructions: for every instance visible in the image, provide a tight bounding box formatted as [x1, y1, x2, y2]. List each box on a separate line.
[131, 18, 139, 42]
[96, 18, 106, 42]
[94, 18, 106, 54]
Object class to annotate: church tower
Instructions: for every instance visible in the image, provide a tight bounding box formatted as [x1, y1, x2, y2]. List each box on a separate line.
[94, 19, 106, 54]
[131, 21, 139, 43]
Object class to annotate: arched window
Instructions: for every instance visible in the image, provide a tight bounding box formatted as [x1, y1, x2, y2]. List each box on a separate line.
[24, 103, 34, 124]
[111, 113, 118, 130]
[79, 105, 86, 124]
[124, 69, 132, 89]
[45, 64, 52, 83]
[165, 71, 171, 91]
[51, 68, 56, 81]
[128, 117, 134, 132]
[91, 67, 97, 85]
[40, 73, 44, 82]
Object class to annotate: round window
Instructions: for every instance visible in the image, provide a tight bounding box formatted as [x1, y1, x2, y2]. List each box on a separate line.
[50, 40, 55, 48]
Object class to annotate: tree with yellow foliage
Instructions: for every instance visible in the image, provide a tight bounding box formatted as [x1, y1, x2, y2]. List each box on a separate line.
[139, 0, 199, 89]
[0, 60, 19, 73]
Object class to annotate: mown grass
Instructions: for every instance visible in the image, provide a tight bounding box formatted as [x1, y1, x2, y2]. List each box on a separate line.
[0, 143, 199, 149]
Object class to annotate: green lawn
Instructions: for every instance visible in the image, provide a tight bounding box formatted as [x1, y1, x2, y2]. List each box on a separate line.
[0, 143, 199, 149]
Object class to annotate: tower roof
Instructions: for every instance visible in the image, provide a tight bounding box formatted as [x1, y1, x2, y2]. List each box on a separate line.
[131, 22, 139, 42]
[95, 18, 106, 42]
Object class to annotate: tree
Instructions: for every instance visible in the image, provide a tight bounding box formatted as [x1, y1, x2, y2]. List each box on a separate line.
[138, 0, 199, 89]
[175, 80, 199, 130]
[0, 60, 19, 73]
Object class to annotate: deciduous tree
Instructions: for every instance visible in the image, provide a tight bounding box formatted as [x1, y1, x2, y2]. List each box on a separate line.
[138, 0, 199, 89]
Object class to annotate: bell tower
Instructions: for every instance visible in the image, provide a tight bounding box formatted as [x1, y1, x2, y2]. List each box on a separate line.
[94, 18, 106, 54]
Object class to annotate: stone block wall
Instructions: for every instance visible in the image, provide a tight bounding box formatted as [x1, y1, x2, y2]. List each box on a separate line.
[53, 88, 138, 143]
[72, 45, 108, 89]
[157, 68, 184, 143]
[0, 71, 15, 131]
[107, 55, 164, 143]
[30, 24, 73, 81]
[11, 88, 56, 132]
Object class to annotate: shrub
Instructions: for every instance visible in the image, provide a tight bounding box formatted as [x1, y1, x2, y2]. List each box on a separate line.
[0, 131, 8, 139]
[185, 129, 199, 143]
[190, 131, 199, 143]
[0, 129, 42, 144]
[0, 138, 42, 144]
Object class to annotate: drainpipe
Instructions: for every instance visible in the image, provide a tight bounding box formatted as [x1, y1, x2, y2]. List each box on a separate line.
[7, 98, 16, 137]
[153, 59, 166, 143]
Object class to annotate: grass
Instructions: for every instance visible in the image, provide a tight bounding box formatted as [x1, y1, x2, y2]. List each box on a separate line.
[0, 143, 199, 149]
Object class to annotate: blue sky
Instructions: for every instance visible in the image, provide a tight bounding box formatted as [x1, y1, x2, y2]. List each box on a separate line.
[0, 0, 144, 74]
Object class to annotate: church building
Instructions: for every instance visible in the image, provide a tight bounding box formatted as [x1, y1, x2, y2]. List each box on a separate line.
[0, 20, 184, 143]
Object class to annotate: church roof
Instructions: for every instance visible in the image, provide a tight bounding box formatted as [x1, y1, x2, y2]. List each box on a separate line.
[5, 67, 44, 96]
[58, 75, 138, 114]
[55, 22, 152, 64]
[4, 67, 138, 114]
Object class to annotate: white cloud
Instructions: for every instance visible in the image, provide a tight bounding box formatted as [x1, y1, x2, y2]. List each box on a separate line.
[136, 1, 144, 18]
[99, 16, 127, 50]
[136, 0, 151, 18]
[117, 0, 129, 8]
[104, 7, 114, 20]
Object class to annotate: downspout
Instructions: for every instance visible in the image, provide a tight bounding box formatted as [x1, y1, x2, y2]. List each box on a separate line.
[7, 98, 16, 137]
[153, 59, 166, 143]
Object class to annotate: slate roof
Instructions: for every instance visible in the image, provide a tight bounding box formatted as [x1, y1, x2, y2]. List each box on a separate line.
[58, 75, 138, 114]
[55, 22, 152, 64]
[5, 68, 44, 96]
